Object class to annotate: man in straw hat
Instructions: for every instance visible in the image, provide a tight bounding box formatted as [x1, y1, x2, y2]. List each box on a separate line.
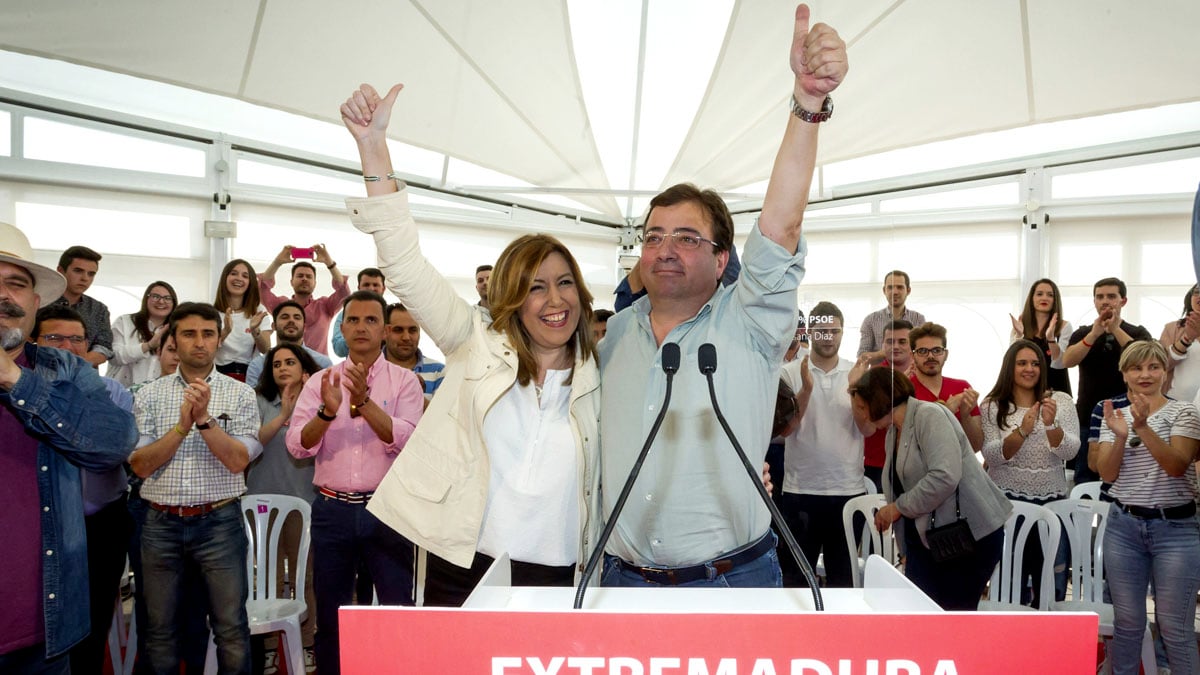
[0, 222, 136, 674]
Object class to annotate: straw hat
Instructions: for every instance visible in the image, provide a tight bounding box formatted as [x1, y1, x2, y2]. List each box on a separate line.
[0, 222, 67, 306]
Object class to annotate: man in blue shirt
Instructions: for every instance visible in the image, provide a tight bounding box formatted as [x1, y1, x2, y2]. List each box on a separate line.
[331, 268, 386, 358]
[0, 222, 135, 674]
[599, 7, 848, 587]
[384, 303, 444, 398]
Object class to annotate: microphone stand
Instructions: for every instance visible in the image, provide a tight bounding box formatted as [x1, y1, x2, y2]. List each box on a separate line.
[697, 343, 824, 611]
[573, 342, 680, 609]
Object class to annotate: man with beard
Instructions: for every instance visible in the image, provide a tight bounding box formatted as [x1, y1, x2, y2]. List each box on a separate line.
[245, 301, 332, 388]
[475, 264, 492, 311]
[777, 302, 870, 587]
[31, 306, 136, 675]
[908, 322, 983, 452]
[857, 270, 925, 364]
[1062, 277, 1151, 483]
[0, 223, 134, 674]
[384, 303, 444, 398]
[129, 302, 261, 674]
[260, 244, 350, 356]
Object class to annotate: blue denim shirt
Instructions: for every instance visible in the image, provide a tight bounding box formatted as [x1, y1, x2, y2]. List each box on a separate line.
[1, 343, 137, 657]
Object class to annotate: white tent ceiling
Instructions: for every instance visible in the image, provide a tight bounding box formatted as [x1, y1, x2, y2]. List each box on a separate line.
[1, 0, 1198, 224]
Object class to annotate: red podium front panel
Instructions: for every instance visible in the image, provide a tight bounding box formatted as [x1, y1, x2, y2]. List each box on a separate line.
[340, 607, 1097, 674]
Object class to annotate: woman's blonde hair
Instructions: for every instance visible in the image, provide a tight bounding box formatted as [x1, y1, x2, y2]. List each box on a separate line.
[1118, 339, 1168, 372]
[488, 234, 597, 386]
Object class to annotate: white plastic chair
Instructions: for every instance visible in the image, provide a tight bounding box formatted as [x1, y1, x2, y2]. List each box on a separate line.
[205, 494, 311, 675]
[1047, 498, 1155, 673]
[862, 475, 878, 495]
[107, 556, 134, 675]
[979, 501, 1060, 611]
[841, 494, 894, 588]
[1069, 481, 1103, 500]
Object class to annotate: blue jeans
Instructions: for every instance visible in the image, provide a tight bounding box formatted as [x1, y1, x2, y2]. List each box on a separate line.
[1103, 505, 1200, 675]
[311, 497, 415, 675]
[140, 502, 250, 675]
[601, 537, 782, 588]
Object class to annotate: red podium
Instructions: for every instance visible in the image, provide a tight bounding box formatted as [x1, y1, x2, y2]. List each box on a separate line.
[340, 556, 1098, 674]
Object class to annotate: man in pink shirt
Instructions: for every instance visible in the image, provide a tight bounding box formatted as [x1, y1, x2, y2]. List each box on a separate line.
[286, 291, 424, 675]
[260, 244, 350, 355]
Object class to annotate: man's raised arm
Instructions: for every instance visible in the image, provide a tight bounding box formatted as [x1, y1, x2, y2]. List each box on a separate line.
[758, 4, 847, 254]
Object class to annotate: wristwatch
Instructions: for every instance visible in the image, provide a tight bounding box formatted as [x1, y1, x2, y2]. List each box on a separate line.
[194, 416, 217, 431]
[349, 397, 370, 417]
[316, 404, 337, 422]
[790, 94, 833, 123]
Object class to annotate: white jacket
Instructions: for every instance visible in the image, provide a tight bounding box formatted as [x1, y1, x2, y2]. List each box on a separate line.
[349, 189, 602, 570]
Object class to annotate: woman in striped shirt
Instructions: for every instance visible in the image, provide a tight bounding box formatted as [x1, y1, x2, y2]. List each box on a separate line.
[1097, 339, 1200, 675]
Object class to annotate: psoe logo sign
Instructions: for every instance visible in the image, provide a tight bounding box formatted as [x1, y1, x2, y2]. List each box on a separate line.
[492, 656, 961, 675]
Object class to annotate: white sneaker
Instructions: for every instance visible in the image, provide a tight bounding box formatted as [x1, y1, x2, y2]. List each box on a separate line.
[305, 647, 317, 673]
[263, 649, 279, 675]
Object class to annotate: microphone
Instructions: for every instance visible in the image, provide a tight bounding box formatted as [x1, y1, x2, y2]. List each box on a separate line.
[574, 343, 680, 609]
[696, 342, 825, 611]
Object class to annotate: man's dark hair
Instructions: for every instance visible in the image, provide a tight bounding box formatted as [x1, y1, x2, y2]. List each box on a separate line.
[594, 309, 614, 323]
[645, 183, 733, 253]
[1094, 277, 1128, 299]
[476, 264, 493, 274]
[884, 270, 911, 289]
[272, 300, 306, 323]
[806, 301, 843, 326]
[357, 268, 384, 284]
[291, 261, 316, 277]
[385, 303, 411, 324]
[908, 321, 947, 348]
[342, 290, 387, 317]
[884, 318, 914, 334]
[58, 245, 102, 271]
[168, 302, 223, 339]
[32, 305, 87, 340]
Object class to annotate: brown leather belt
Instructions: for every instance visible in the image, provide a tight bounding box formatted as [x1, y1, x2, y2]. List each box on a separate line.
[148, 497, 238, 518]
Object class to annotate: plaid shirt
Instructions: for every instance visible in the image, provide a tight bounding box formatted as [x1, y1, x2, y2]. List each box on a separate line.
[856, 306, 926, 356]
[134, 368, 262, 505]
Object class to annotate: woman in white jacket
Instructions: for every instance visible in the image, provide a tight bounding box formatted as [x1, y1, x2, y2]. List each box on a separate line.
[107, 280, 176, 387]
[342, 82, 602, 606]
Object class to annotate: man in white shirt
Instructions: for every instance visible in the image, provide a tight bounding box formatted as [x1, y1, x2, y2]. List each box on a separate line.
[779, 302, 870, 587]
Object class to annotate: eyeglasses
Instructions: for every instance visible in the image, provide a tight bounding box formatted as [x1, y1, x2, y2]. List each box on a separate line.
[42, 334, 87, 346]
[642, 231, 719, 250]
[147, 293, 173, 303]
[913, 347, 947, 356]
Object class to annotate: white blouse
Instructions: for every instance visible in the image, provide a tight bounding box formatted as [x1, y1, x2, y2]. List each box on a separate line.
[107, 313, 164, 387]
[477, 368, 578, 566]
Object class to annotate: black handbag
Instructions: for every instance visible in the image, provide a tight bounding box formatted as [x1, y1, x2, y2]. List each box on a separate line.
[924, 491, 976, 562]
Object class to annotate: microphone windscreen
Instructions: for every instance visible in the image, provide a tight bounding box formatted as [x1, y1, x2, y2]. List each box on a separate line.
[698, 343, 717, 374]
[661, 342, 680, 374]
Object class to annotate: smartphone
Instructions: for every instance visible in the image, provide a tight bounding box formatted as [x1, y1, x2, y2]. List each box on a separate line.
[290, 247, 315, 260]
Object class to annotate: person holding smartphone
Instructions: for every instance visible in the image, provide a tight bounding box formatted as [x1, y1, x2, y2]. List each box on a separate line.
[259, 243, 350, 356]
